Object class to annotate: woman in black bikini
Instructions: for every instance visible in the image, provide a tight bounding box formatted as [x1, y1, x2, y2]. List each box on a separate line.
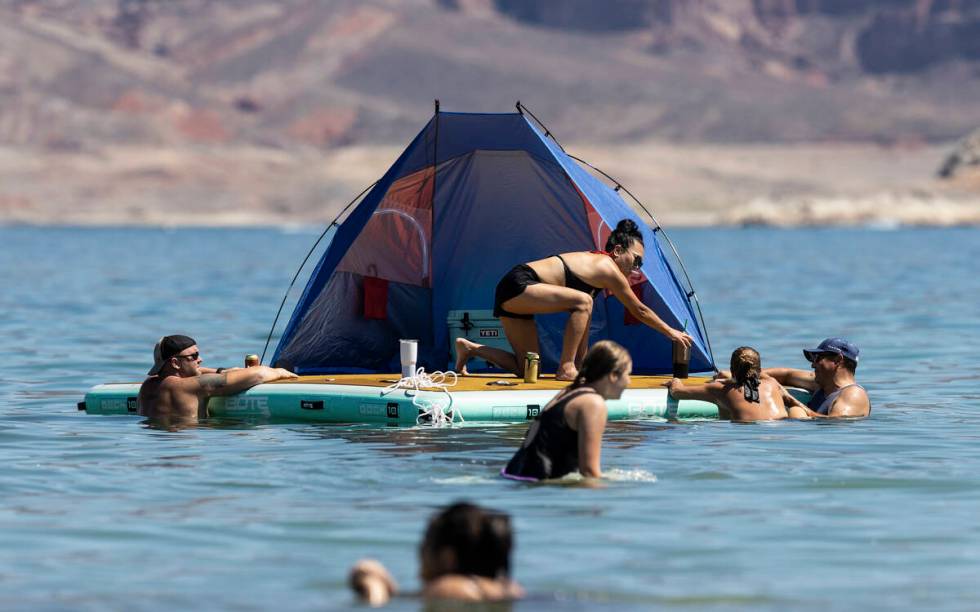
[454, 219, 693, 381]
[502, 340, 632, 481]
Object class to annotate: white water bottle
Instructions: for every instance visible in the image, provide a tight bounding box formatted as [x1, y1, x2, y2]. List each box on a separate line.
[399, 339, 418, 378]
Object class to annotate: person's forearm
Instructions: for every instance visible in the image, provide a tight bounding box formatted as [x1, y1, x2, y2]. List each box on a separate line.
[763, 368, 789, 384]
[668, 384, 696, 400]
[632, 304, 673, 336]
[201, 367, 279, 397]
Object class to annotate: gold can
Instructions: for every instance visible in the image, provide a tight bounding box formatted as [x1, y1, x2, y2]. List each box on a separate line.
[245, 354, 260, 367]
[524, 352, 540, 384]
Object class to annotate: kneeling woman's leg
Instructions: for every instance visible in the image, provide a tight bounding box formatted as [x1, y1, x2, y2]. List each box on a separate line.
[501, 284, 593, 381]
[455, 324, 532, 375]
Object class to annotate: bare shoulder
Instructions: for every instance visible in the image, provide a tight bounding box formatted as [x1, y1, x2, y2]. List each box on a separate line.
[843, 384, 869, 399]
[591, 252, 621, 278]
[158, 373, 202, 392]
[423, 575, 483, 601]
[565, 391, 608, 428]
[833, 385, 870, 416]
[424, 576, 522, 602]
[567, 389, 606, 409]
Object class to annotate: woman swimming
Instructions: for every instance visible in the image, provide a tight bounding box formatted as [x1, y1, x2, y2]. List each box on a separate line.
[349, 501, 524, 605]
[666, 346, 797, 422]
[502, 340, 631, 481]
[454, 219, 692, 381]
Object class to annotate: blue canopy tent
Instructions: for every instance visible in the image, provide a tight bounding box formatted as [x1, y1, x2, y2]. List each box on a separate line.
[270, 104, 714, 375]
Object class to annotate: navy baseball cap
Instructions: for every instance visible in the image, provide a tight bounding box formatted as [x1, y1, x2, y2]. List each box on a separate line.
[148, 335, 197, 375]
[803, 337, 859, 363]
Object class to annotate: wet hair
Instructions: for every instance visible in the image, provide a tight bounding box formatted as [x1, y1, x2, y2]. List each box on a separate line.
[419, 501, 513, 580]
[604, 219, 644, 253]
[572, 340, 632, 388]
[730, 346, 762, 402]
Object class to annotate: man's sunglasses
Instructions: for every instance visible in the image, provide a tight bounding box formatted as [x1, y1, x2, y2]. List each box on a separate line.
[174, 352, 200, 361]
[807, 352, 839, 363]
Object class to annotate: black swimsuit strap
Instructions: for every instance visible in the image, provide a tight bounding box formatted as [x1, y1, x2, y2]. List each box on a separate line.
[554, 254, 600, 296]
[555, 254, 571, 273]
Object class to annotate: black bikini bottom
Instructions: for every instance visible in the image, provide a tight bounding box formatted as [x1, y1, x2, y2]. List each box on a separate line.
[493, 264, 539, 320]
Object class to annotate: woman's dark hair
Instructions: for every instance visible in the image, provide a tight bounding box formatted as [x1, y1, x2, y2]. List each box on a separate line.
[604, 219, 644, 252]
[730, 346, 762, 402]
[420, 501, 512, 579]
[572, 340, 632, 388]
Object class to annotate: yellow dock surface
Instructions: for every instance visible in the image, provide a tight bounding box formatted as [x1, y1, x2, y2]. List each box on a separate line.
[271, 373, 712, 391]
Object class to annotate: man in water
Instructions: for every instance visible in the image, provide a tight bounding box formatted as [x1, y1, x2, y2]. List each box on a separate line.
[138, 334, 297, 427]
[763, 337, 870, 418]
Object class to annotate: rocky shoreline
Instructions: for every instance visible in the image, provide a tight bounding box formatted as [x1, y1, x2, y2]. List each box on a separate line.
[2, 141, 978, 228]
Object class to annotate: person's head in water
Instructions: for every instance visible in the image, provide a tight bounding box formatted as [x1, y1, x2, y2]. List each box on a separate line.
[604, 219, 645, 276]
[730, 346, 762, 402]
[419, 502, 513, 582]
[147, 334, 202, 377]
[572, 340, 632, 399]
[803, 337, 859, 378]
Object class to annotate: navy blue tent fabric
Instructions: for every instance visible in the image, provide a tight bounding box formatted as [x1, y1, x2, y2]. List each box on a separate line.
[272, 111, 713, 374]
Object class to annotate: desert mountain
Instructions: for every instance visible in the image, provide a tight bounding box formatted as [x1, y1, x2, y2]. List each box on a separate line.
[2, 0, 979, 225]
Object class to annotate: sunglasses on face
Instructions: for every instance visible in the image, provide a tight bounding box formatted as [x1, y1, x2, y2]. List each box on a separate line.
[174, 352, 199, 361]
[627, 249, 643, 270]
[808, 352, 839, 364]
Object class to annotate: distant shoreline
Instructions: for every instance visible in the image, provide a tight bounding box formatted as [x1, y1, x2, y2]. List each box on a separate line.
[2, 141, 978, 228]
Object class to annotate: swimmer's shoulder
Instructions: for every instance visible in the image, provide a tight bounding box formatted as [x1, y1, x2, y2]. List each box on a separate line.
[423, 575, 523, 602]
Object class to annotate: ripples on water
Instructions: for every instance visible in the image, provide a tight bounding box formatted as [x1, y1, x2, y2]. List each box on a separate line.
[1, 227, 979, 610]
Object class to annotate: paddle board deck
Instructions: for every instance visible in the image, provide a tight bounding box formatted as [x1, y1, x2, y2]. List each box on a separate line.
[80, 374, 809, 425]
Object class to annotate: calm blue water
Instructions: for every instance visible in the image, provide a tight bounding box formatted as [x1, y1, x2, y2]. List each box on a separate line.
[2, 226, 979, 611]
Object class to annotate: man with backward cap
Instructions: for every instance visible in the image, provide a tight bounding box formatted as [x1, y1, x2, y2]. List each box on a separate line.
[765, 337, 870, 418]
[138, 334, 297, 426]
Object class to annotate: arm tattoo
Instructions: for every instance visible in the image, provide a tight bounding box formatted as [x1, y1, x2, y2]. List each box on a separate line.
[198, 373, 228, 394]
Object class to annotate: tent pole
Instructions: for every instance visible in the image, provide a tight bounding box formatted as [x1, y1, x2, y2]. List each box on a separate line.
[432, 100, 439, 269]
[518, 101, 715, 367]
[569, 153, 716, 367]
[575, 153, 715, 366]
[259, 180, 380, 365]
[515, 101, 565, 152]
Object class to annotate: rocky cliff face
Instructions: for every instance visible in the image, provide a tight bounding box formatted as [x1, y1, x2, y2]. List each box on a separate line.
[493, 0, 980, 74]
[2, 0, 979, 151]
[2, 0, 979, 225]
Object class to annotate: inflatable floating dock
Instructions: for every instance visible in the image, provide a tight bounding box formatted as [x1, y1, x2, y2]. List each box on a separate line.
[80, 374, 746, 425]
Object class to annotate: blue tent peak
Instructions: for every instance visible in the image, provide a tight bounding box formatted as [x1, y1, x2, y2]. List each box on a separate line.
[271, 109, 714, 375]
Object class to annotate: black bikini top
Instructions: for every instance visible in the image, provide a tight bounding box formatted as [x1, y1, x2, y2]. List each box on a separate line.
[554, 254, 600, 297]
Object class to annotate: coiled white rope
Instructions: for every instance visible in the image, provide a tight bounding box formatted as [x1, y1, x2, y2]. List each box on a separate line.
[380, 367, 462, 427]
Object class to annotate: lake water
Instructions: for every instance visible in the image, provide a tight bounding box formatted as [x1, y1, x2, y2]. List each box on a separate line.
[2, 226, 979, 611]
